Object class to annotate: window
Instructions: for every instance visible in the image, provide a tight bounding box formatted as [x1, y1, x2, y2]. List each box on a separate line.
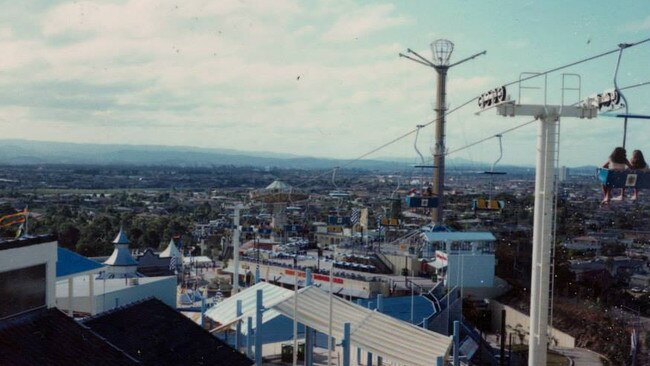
[0, 264, 47, 319]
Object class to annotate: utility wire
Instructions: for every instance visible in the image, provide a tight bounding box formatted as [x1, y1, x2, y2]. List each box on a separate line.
[292, 36, 650, 188]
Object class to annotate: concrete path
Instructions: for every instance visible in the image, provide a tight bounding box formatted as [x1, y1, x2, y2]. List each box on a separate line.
[554, 347, 604, 366]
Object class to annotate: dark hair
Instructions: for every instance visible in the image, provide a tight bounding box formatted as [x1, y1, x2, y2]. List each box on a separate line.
[631, 150, 648, 169]
[609, 147, 627, 164]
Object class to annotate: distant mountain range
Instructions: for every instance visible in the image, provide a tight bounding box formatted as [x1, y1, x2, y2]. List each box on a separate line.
[0, 139, 595, 174]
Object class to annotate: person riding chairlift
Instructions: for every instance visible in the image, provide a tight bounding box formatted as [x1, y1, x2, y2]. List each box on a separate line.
[602, 147, 632, 204]
[630, 150, 649, 200]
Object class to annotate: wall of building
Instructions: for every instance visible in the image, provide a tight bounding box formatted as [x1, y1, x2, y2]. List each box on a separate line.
[57, 276, 176, 314]
[447, 253, 494, 288]
[98, 277, 176, 313]
[0, 241, 57, 309]
[236, 261, 377, 296]
[489, 300, 575, 348]
[382, 253, 420, 276]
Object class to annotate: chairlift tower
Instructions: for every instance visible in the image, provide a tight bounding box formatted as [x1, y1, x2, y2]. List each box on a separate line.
[489, 79, 598, 366]
[401, 40, 486, 224]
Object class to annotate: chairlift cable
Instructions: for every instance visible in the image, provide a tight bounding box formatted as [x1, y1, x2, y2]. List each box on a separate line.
[445, 119, 537, 157]
[619, 80, 650, 92]
[292, 36, 650, 189]
[613, 45, 630, 148]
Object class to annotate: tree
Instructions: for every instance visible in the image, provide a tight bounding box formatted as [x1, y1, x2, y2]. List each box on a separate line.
[57, 223, 81, 251]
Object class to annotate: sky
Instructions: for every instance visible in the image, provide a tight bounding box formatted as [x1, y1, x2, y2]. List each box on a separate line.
[1, 0, 650, 167]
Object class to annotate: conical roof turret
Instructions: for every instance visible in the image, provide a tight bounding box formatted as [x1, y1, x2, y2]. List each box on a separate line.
[104, 227, 138, 266]
[112, 227, 131, 245]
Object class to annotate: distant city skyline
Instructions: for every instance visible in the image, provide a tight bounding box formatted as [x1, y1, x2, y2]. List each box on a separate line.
[1, 1, 650, 167]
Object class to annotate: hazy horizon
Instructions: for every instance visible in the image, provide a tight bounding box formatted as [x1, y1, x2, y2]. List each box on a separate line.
[1, 1, 650, 167]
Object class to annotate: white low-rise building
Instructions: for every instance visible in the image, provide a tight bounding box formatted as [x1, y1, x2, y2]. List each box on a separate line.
[56, 275, 176, 314]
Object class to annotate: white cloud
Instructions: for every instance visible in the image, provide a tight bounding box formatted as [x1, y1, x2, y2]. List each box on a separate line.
[624, 16, 650, 32]
[6, 0, 638, 166]
[323, 4, 410, 42]
[42, 1, 164, 38]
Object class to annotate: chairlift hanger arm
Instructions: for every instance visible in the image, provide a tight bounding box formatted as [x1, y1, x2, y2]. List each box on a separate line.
[413, 125, 426, 165]
[490, 134, 504, 173]
[614, 44, 631, 148]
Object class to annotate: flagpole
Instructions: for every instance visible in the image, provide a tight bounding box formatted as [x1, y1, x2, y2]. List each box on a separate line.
[327, 267, 333, 366]
[23, 206, 28, 236]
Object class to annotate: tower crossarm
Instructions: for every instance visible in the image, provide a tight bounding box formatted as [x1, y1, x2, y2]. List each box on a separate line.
[496, 103, 597, 119]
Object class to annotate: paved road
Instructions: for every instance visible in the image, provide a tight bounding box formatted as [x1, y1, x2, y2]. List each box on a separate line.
[554, 347, 604, 366]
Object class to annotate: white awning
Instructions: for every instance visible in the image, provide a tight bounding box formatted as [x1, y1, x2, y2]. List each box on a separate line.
[273, 286, 452, 365]
[428, 261, 447, 269]
[182, 256, 213, 265]
[204, 282, 292, 332]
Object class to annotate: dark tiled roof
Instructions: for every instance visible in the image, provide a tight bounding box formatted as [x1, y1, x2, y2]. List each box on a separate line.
[0, 307, 139, 366]
[83, 298, 253, 366]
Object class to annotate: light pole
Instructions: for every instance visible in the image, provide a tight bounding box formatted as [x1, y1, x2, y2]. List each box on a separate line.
[232, 204, 243, 294]
[400, 40, 486, 224]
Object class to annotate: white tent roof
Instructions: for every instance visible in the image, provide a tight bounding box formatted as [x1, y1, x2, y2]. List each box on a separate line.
[265, 180, 291, 190]
[273, 286, 452, 365]
[160, 238, 181, 258]
[204, 282, 292, 330]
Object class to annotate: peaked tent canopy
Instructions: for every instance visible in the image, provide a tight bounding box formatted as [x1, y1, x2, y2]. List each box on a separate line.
[265, 180, 292, 191]
[159, 238, 181, 258]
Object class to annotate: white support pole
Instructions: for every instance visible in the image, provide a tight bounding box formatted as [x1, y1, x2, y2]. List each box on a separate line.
[233, 205, 241, 294]
[67, 277, 73, 316]
[88, 274, 95, 315]
[327, 268, 334, 366]
[293, 268, 298, 366]
[528, 115, 557, 366]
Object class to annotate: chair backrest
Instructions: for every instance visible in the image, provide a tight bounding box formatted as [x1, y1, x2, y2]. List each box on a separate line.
[472, 198, 504, 211]
[405, 196, 439, 208]
[597, 168, 650, 189]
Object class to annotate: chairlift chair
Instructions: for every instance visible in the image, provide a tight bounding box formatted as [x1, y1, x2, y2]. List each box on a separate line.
[405, 125, 440, 209]
[594, 44, 650, 199]
[382, 177, 401, 226]
[596, 168, 650, 190]
[472, 134, 506, 211]
[328, 167, 349, 198]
